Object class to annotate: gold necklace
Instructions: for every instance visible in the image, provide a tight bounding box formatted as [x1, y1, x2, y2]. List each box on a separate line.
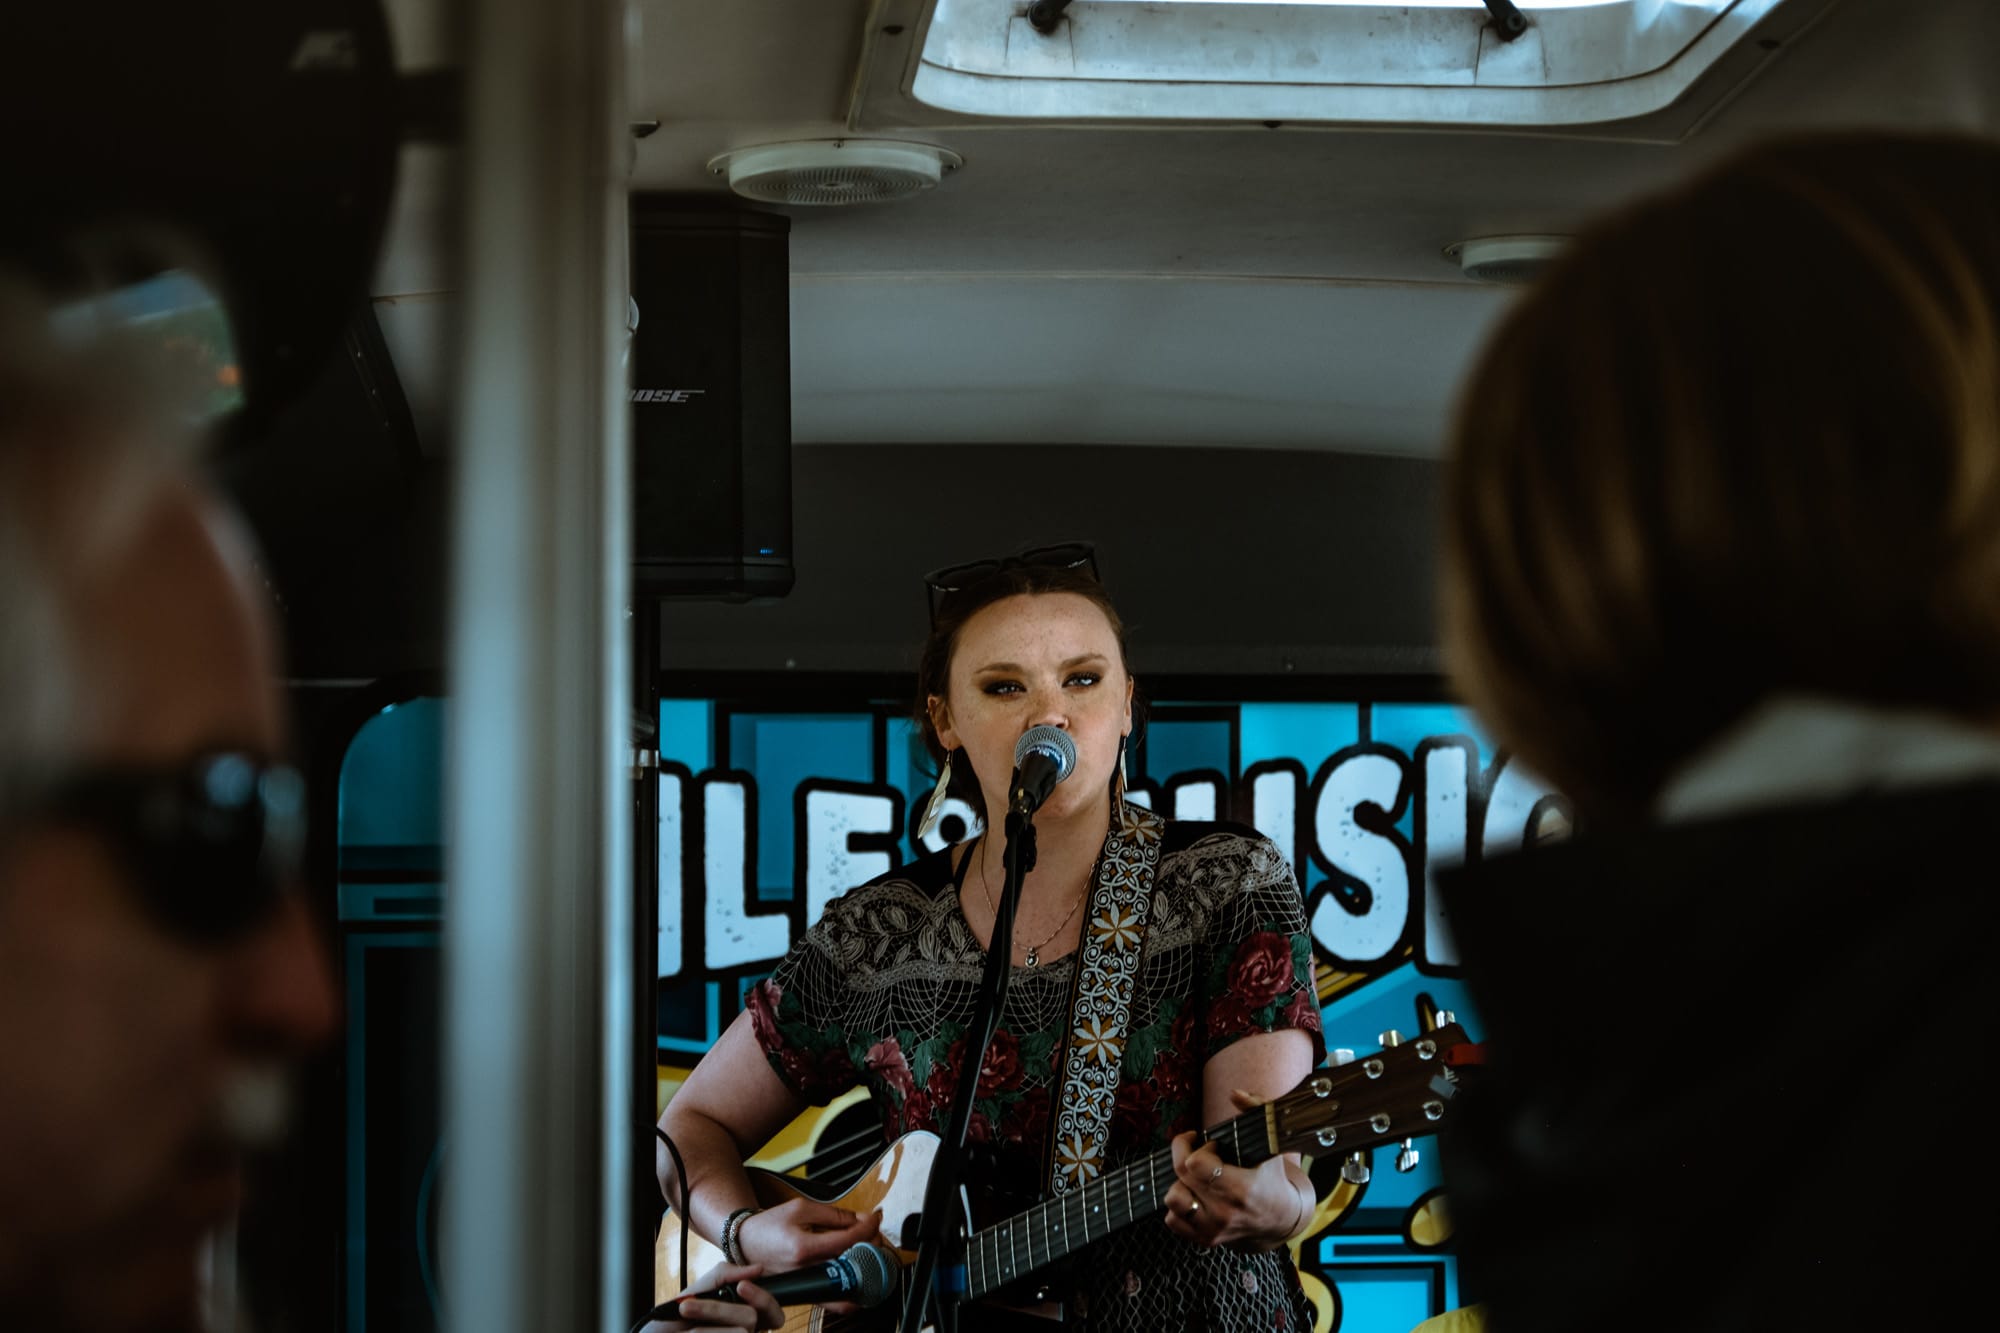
[976, 839, 1085, 967]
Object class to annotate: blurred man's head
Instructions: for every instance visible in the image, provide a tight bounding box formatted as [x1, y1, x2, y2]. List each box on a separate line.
[1442, 132, 2000, 825]
[0, 286, 336, 1330]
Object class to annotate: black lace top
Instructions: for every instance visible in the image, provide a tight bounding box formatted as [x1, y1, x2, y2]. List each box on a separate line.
[752, 817, 1324, 1332]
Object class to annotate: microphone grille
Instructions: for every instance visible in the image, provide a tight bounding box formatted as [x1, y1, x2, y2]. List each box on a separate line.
[1014, 724, 1077, 778]
[845, 1241, 901, 1307]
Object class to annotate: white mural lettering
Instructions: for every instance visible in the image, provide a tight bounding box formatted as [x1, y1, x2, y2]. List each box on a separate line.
[703, 778, 790, 970]
[658, 770, 683, 977]
[657, 737, 1558, 984]
[1482, 757, 1547, 860]
[1250, 766, 1299, 872]
[1170, 775, 1222, 822]
[1418, 739, 1476, 970]
[803, 785, 898, 923]
[1310, 750, 1412, 965]
[914, 795, 984, 856]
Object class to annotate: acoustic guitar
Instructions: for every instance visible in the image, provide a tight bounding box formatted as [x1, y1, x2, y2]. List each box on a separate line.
[657, 1022, 1477, 1332]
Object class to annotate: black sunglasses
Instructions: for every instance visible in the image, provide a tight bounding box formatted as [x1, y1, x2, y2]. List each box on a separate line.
[923, 541, 1100, 625]
[40, 752, 306, 944]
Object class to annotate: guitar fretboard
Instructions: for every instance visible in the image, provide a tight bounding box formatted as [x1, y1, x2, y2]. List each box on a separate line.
[964, 1105, 1273, 1300]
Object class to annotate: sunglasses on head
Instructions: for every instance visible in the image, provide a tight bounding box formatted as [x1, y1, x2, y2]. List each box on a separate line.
[40, 752, 306, 944]
[923, 541, 1100, 625]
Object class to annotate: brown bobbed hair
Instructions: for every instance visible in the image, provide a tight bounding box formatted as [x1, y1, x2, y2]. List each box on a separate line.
[1444, 131, 2000, 827]
[913, 561, 1139, 815]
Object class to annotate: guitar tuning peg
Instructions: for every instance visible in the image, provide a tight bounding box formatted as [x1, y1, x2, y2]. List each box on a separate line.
[1395, 1139, 1421, 1174]
[1341, 1151, 1371, 1186]
[1330, 1048, 1356, 1067]
[1378, 1028, 1404, 1048]
[1434, 1010, 1456, 1027]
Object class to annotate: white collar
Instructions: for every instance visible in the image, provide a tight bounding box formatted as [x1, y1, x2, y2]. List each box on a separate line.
[1656, 694, 2000, 824]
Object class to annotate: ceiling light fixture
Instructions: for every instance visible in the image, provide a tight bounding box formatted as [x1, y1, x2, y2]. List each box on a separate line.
[707, 139, 962, 207]
[1444, 234, 1568, 284]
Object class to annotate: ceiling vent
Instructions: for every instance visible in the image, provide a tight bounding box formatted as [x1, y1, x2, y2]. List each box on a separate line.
[1445, 235, 1569, 285]
[708, 139, 962, 206]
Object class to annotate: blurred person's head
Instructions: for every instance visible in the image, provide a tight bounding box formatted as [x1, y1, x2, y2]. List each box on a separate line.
[0, 281, 336, 1331]
[1442, 132, 2000, 827]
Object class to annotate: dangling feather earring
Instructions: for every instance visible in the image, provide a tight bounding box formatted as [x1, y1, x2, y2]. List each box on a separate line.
[917, 750, 955, 841]
[1114, 735, 1135, 833]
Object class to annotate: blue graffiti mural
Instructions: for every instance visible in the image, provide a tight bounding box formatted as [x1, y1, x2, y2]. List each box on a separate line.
[334, 692, 1554, 1331]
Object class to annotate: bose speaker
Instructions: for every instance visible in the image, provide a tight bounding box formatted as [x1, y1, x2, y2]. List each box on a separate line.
[630, 198, 795, 600]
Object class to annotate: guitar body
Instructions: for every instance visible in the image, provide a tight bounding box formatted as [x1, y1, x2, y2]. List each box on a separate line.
[655, 1131, 942, 1333]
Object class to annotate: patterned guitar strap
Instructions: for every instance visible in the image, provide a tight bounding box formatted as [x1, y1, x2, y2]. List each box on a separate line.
[1043, 801, 1165, 1195]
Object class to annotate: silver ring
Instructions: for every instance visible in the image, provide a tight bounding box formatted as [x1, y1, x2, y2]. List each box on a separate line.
[1186, 1198, 1202, 1216]
[1210, 1166, 1224, 1181]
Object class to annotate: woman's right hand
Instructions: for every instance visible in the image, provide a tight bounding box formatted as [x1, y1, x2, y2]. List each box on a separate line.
[736, 1199, 883, 1270]
[643, 1262, 785, 1332]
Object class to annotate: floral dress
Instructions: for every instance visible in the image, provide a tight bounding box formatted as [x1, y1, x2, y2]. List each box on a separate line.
[750, 816, 1325, 1332]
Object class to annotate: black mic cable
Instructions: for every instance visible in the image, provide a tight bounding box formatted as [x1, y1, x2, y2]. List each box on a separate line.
[653, 1126, 692, 1296]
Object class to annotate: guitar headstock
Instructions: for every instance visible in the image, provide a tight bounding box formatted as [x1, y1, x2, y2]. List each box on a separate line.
[1269, 1021, 1476, 1165]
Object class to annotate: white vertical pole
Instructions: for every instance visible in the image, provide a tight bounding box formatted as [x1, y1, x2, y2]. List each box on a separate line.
[442, 1, 633, 1331]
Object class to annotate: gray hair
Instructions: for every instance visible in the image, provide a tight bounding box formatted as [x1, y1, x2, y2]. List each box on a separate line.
[0, 277, 199, 819]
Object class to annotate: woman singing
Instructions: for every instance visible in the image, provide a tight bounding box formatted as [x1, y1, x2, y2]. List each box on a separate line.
[658, 544, 1324, 1331]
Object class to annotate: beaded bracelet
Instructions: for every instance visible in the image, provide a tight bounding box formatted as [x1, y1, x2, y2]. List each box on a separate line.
[720, 1207, 758, 1265]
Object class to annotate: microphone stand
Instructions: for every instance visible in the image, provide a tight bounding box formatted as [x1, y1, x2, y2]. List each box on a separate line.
[896, 802, 1038, 1333]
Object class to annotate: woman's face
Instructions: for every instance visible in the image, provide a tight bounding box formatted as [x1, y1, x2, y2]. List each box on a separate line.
[932, 591, 1134, 826]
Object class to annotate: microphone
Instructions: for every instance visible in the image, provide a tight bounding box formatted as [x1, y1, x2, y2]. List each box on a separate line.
[1009, 724, 1078, 815]
[655, 1241, 900, 1320]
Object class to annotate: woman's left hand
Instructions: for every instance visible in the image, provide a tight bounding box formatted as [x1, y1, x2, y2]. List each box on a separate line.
[1162, 1090, 1313, 1250]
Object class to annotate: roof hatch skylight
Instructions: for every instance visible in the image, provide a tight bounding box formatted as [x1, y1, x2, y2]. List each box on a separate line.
[888, 0, 1814, 128]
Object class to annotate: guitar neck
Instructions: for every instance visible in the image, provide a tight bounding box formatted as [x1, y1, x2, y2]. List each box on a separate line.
[959, 1022, 1471, 1302]
[962, 1106, 1274, 1301]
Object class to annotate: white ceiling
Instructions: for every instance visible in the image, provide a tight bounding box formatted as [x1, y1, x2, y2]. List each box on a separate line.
[374, 0, 2000, 457]
[787, 273, 1511, 453]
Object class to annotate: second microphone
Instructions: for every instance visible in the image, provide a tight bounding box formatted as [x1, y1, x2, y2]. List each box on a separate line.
[654, 1241, 901, 1322]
